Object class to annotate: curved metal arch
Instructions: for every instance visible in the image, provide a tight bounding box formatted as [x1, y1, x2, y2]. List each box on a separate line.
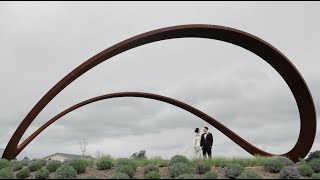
[3, 24, 316, 162]
[17, 92, 272, 157]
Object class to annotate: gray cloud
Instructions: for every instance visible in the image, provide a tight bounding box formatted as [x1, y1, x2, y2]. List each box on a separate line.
[0, 2, 319, 160]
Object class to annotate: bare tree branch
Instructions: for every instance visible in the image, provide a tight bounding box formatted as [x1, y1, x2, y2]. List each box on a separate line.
[79, 138, 88, 157]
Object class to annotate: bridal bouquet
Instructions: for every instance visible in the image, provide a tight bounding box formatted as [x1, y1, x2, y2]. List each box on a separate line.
[194, 146, 202, 153]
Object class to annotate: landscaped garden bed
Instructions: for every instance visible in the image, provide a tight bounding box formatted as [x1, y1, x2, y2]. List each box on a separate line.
[0, 151, 320, 179]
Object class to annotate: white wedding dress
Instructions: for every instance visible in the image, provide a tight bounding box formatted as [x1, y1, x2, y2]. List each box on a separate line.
[182, 134, 202, 159]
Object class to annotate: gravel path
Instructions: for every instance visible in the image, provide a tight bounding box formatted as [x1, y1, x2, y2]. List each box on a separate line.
[134, 167, 145, 179]
[77, 167, 116, 179]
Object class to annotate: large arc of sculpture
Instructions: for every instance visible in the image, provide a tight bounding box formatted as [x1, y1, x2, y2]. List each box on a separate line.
[17, 92, 273, 157]
[2, 24, 316, 162]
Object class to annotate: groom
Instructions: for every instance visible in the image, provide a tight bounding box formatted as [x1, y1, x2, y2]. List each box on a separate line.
[200, 127, 213, 158]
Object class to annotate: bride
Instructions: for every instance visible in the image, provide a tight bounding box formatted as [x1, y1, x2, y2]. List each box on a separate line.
[182, 128, 202, 159]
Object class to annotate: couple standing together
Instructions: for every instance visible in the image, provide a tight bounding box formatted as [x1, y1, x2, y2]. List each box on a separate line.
[183, 127, 213, 159]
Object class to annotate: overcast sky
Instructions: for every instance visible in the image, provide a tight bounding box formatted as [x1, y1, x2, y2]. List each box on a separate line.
[0, 2, 319, 160]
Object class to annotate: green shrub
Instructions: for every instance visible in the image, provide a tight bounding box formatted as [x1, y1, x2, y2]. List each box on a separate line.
[35, 168, 50, 179]
[294, 158, 307, 167]
[177, 174, 194, 179]
[116, 158, 137, 170]
[55, 165, 77, 179]
[264, 159, 285, 173]
[312, 173, 320, 179]
[63, 159, 71, 165]
[191, 156, 274, 168]
[144, 171, 161, 179]
[116, 165, 135, 178]
[0, 167, 14, 179]
[13, 163, 23, 172]
[46, 160, 62, 173]
[28, 162, 42, 172]
[169, 155, 191, 167]
[170, 162, 192, 178]
[10, 160, 18, 167]
[277, 157, 294, 166]
[108, 172, 130, 179]
[10, 159, 17, 163]
[307, 151, 320, 162]
[158, 160, 169, 167]
[20, 157, 30, 166]
[85, 175, 97, 179]
[133, 157, 169, 167]
[308, 158, 320, 173]
[202, 171, 219, 179]
[150, 157, 169, 167]
[298, 164, 314, 177]
[68, 159, 88, 174]
[279, 166, 301, 179]
[144, 164, 159, 175]
[0, 159, 11, 170]
[96, 157, 113, 170]
[224, 163, 244, 179]
[85, 159, 95, 167]
[16, 167, 30, 179]
[237, 171, 262, 179]
[37, 159, 47, 166]
[299, 158, 307, 164]
[196, 162, 211, 174]
[31, 158, 39, 163]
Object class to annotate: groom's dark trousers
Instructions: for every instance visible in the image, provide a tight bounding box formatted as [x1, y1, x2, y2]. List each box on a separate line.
[202, 146, 212, 158]
[200, 133, 213, 158]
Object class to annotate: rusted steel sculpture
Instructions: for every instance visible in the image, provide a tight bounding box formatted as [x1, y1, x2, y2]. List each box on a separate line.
[15, 92, 273, 159]
[2, 24, 316, 162]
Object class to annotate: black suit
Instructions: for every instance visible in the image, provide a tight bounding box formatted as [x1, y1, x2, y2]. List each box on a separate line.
[200, 133, 213, 158]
